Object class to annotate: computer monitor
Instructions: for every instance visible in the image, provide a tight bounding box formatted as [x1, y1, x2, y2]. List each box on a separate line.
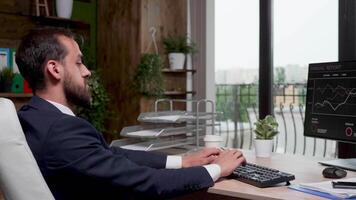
[304, 61, 356, 171]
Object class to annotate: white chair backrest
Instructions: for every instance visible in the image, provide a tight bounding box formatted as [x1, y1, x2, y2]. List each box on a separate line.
[0, 98, 54, 200]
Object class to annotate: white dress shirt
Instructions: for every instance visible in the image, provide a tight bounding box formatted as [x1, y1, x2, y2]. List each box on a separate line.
[46, 99, 221, 182]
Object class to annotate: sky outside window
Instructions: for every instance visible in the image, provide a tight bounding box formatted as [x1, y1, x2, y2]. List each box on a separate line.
[274, 0, 337, 67]
[215, 0, 337, 84]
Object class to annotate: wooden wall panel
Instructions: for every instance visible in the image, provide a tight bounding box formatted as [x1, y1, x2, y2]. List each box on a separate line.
[141, 0, 187, 110]
[98, 0, 187, 135]
[97, 0, 142, 134]
[0, 0, 31, 15]
[0, 0, 55, 16]
[0, 13, 35, 47]
[0, 39, 21, 49]
[141, 0, 187, 56]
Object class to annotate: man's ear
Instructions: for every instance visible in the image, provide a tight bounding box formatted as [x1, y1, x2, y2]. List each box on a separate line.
[45, 60, 62, 80]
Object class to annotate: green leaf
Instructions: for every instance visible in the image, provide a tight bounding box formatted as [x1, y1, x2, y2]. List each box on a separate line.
[133, 53, 164, 97]
[163, 35, 197, 54]
[76, 70, 110, 133]
[253, 115, 279, 139]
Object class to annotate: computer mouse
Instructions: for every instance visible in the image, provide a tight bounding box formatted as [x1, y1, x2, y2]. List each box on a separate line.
[322, 167, 347, 179]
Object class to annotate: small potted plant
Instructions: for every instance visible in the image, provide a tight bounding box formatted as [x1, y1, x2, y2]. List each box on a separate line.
[0, 68, 14, 92]
[133, 53, 164, 97]
[133, 53, 164, 111]
[254, 115, 279, 157]
[163, 35, 197, 70]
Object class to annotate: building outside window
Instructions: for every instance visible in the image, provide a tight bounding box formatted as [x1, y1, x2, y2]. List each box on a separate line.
[214, 0, 337, 157]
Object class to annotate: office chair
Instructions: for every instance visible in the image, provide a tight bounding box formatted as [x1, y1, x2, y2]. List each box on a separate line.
[0, 98, 54, 200]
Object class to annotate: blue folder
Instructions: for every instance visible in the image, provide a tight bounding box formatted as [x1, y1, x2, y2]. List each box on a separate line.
[289, 184, 356, 200]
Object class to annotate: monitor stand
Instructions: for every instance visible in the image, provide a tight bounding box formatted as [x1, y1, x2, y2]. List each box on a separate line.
[319, 159, 356, 171]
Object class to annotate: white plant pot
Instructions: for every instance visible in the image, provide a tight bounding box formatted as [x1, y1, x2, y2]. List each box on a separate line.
[254, 139, 273, 158]
[168, 53, 185, 70]
[204, 135, 223, 148]
[56, 0, 73, 19]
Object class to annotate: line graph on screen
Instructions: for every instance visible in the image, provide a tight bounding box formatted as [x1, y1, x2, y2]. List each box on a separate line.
[312, 78, 356, 117]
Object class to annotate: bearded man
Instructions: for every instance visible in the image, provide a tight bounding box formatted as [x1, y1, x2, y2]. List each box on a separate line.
[16, 28, 245, 200]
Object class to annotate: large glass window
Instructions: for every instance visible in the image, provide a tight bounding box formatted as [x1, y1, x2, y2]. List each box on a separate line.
[214, 0, 338, 156]
[273, 0, 338, 157]
[215, 0, 259, 148]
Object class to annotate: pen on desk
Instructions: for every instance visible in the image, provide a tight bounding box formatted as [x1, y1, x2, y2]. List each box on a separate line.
[332, 181, 356, 189]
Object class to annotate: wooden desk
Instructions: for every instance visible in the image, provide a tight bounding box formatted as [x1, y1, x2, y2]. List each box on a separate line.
[207, 151, 356, 200]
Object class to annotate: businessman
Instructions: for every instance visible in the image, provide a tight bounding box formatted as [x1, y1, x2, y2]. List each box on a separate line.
[16, 28, 246, 200]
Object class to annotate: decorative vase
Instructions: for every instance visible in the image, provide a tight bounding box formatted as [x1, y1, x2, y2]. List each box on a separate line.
[254, 139, 273, 157]
[56, 0, 73, 19]
[168, 53, 185, 70]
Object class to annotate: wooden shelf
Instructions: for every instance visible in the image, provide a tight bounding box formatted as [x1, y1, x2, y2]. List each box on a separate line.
[31, 16, 90, 30]
[0, 93, 32, 98]
[162, 68, 196, 73]
[162, 68, 196, 97]
[164, 91, 196, 96]
[0, 11, 90, 30]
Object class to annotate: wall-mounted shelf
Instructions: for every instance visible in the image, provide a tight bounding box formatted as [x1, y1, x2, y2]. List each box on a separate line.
[164, 91, 196, 96]
[0, 93, 32, 98]
[162, 68, 196, 99]
[162, 68, 196, 73]
[0, 93, 32, 110]
[31, 16, 90, 30]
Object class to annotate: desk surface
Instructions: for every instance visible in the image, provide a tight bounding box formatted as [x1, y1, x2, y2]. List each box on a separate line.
[208, 150, 356, 200]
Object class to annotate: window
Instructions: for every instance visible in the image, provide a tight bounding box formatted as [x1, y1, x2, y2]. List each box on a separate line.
[273, 0, 338, 156]
[215, 0, 259, 148]
[213, 0, 338, 156]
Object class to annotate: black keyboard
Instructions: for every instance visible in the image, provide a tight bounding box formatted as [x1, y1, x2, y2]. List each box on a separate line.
[231, 163, 295, 188]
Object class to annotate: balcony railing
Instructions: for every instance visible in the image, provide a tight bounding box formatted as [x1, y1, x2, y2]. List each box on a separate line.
[216, 83, 337, 158]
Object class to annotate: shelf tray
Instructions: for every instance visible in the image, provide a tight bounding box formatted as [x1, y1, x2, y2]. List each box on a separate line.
[137, 111, 216, 124]
[120, 137, 196, 151]
[120, 125, 200, 138]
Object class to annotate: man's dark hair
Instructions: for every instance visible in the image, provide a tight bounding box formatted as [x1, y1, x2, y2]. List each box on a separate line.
[16, 27, 75, 92]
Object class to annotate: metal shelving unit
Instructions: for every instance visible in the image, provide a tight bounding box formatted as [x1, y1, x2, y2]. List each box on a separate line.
[111, 99, 221, 151]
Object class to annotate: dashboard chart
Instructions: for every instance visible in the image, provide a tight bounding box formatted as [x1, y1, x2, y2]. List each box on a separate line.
[311, 79, 356, 117]
[304, 62, 356, 143]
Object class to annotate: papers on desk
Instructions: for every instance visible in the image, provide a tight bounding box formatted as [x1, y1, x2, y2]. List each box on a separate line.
[289, 177, 356, 199]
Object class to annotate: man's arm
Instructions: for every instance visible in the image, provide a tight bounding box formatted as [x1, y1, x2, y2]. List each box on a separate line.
[111, 146, 222, 169]
[44, 116, 214, 198]
[110, 146, 167, 168]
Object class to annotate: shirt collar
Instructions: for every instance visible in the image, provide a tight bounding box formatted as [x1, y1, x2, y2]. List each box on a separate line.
[45, 99, 75, 116]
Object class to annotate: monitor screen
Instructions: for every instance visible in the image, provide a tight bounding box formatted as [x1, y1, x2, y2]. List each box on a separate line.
[304, 61, 356, 143]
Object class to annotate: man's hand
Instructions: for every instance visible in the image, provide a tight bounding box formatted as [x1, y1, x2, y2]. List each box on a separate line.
[212, 149, 246, 177]
[182, 148, 220, 168]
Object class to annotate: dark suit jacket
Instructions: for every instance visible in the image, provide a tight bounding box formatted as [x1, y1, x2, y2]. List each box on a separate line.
[18, 96, 213, 200]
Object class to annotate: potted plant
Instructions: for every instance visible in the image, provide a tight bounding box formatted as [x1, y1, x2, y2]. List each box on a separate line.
[254, 115, 279, 157]
[163, 35, 197, 70]
[0, 68, 14, 92]
[133, 53, 164, 97]
[133, 53, 165, 111]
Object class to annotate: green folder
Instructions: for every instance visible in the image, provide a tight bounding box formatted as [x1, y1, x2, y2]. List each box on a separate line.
[11, 73, 23, 93]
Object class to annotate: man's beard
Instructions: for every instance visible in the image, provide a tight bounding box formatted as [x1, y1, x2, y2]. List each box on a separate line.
[63, 73, 92, 108]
